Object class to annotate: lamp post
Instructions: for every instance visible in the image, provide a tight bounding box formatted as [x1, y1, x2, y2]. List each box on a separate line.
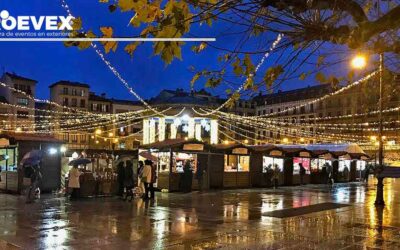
[351, 53, 385, 206]
[375, 53, 385, 206]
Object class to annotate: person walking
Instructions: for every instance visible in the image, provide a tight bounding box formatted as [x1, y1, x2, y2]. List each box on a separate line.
[141, 160, 152, 200]
[364, 165, 370, 183]
[299, 163, 306, 185]
[123, 160, 134, 201]
[150, 162, 157, 199]
[68, 164, 81, 200]
[183, 160, 193, 193]
[26, 163, 42, 203]
[272, 164, 280, 189]
[116, 161, 125, 197]
[196, 160, 204, 192]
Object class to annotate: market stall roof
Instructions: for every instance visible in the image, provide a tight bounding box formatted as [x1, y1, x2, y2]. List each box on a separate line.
[141, 138, 210, 152]
[248, 144, 277, 153]
[303, 144, 366, 154]
[0, 133, 63, 144]
[212, 143, 252, 155]
[276, 145, 312, 157]
[349, 153, 370, 160]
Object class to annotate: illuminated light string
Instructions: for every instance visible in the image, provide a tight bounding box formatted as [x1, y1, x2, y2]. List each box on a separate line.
[2, 107, 182, 134]
[196, 33, 284, 116]
[214, 109, 369, 140]
[218, 117, 353, 143]
[217, 116, 366, 144]
[4, 109, 167, 133]
[201, 106, 400, 130]
[0, 108, 150, 128]
[0, 81, 106, 117]
[254, 70, 379, 118]
[219, 112, 369, 141]
[61, 0, 165, 116]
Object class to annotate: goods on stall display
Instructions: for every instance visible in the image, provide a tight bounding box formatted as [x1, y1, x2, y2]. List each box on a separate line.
[293, 157, 311, 174]
[224, 155, 249, 172]
[262, 157, 283, 173]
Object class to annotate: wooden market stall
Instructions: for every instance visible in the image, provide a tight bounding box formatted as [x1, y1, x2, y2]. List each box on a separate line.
[141, 139, 210, 192]
[249, 144, 282, 188]
[212, 144, 252, 188]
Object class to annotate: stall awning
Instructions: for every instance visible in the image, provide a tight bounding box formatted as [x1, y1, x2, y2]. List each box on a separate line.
[212, 143, 252, 155]
[141, 138, 208, 152]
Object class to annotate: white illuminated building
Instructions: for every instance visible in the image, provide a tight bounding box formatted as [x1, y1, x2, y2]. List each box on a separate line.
[143, 115, 218, 144]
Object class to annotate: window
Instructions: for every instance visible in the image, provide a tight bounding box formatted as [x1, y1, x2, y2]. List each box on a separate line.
[63, 98, 69, 106]
[63, 87, 68, 95]
[92, 103, 98, 111]
[310, 104, 314, 112]
[80, 135, 86, 143]
[224, 155, 249, 172]
[72, 89, 78, 96]
[17, 111, 29, 119]
[71, 134, 78, 142]
[17, 98, 28, 106]
[80, 90, 85, 97]
[80, 99, 85, 108]
[71, 98, 77, 107]
[101, 104, 108, 112]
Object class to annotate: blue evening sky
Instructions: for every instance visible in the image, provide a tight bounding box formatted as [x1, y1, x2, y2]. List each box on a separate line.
[0, 0, 352, 100]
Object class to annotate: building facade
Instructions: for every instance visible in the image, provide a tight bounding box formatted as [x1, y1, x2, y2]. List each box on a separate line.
[0, 73, 37, 131]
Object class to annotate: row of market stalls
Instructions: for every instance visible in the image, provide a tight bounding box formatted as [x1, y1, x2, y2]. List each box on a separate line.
[141, 139, 370, 192]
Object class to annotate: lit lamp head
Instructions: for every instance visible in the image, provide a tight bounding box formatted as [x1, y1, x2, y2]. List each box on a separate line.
[351, 54, 367, 69]
[113, 138, 119, 143]
[95, 129, 102, 135]
[370, 136, 377, 141]
[108, 132, 114, 137]
[60, 146, 67, 153]
[282, 138, 289, 143]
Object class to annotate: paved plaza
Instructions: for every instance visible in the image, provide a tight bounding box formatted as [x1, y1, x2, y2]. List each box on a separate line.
[1, 179, 400, 249]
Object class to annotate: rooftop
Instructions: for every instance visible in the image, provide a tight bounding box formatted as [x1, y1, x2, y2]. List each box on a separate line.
[49, 80, 90, 89]
[89, 93, 112, 103]
[4, 72, 37, 83]
[0, 96, 8, 104]
[253, 84, 334, 105]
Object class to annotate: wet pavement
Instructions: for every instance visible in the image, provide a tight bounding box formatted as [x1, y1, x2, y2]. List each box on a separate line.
[1, 179, 400, 249]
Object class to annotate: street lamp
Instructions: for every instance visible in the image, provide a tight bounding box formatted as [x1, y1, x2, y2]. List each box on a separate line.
[351, 52, 385, 206]
[351, 54, 367, 69]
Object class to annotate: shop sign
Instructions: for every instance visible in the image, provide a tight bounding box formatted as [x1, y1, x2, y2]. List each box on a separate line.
[0, 138, 9, 147]
[339, 154, 351, 160]
[299, 151, 310, 157]
[232, 147, 248, 155]
[269, 150, 283, 157]
[183, 143, 204, 151]
[322, 153, 333, 160]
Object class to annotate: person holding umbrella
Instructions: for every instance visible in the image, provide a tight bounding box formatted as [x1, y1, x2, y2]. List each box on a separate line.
[20, 150, 43, 203]
[68, 164, 82, 199]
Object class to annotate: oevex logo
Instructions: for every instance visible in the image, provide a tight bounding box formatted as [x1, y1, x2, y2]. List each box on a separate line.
[0, 10, 73, 31]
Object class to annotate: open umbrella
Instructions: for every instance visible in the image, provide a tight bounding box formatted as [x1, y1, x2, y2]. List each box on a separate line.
[68, 158, 91, 166]
[115, 155, 133, 166]
[20, 150, 44, 166]
[139, 151, 158, 162]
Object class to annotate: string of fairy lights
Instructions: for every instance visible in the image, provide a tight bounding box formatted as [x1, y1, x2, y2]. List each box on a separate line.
[195, 33, 284, 116]
[0, 0, 393, 150]
[61, 0, 167, 116]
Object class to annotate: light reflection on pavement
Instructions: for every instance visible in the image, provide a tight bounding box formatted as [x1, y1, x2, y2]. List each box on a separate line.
[0, 179, 399, 249]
